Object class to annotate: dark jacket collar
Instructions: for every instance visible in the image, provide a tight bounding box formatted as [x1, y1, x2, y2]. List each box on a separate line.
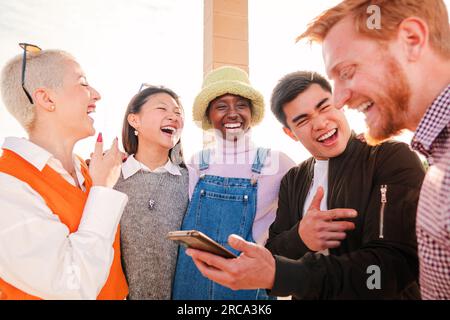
[305, 131, 358, 174]
[328, 131, 360, 189]
[331, 131, 358, 163]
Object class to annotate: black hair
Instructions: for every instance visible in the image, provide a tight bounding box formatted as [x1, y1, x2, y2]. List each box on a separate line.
[270, 71, 332, 127]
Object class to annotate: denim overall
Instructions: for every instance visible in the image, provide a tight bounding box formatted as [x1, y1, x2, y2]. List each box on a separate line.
[172, 148, 272, 300]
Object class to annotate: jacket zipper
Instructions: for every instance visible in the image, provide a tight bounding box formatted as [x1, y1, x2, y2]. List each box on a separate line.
[379, 185, 387, 239]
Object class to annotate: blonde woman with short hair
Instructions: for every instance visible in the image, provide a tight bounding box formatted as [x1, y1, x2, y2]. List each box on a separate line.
[0, 44, 128, 300]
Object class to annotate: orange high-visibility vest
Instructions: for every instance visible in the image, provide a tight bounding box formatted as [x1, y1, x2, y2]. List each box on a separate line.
[0, 149, 128, 300]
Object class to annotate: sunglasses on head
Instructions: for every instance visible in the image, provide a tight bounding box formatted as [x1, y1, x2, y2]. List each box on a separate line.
[139, 83, 159, 93]
[19, 43, 42, 104]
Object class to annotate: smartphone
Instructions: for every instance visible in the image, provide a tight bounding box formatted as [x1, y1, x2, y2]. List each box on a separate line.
[167, 230, 238, 259]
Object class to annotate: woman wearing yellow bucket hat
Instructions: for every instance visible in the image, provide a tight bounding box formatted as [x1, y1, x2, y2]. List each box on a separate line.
[173, 66, 295, 300]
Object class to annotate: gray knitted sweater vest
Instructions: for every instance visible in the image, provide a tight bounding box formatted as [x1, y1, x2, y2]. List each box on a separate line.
[114, 167, 189, 300]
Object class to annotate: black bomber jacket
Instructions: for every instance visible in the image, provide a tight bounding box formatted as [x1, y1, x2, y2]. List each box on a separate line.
[266, 133, 425, 299]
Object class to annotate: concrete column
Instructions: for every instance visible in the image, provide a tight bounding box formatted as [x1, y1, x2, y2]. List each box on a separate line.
[204, 0, 249, 76]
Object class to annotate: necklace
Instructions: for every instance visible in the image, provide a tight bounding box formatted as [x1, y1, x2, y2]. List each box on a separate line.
[138, 162, 165, 211]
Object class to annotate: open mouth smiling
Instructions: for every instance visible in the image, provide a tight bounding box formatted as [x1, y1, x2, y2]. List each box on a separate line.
[223, 122, 243, 129]
[87, 104, 96, 120]
[317, 128, 338, 145]
[161, 126, 177, 136]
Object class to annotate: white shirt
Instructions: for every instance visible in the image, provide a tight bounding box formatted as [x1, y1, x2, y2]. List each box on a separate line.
[302, 159, 329, 214]
[121, 155, 181, 180]
[0, 137, 128, 300]
[302, 159, 329, 255]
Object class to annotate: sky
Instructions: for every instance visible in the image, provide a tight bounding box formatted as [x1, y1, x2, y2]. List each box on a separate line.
[1, 0, 449, 164]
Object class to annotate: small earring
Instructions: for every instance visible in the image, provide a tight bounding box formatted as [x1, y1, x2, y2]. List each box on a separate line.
[49, 105, 55, 111]
[134, 130, 138, 136]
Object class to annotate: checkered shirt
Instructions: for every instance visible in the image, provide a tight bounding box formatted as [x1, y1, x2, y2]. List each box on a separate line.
[411, 84, 450, 300]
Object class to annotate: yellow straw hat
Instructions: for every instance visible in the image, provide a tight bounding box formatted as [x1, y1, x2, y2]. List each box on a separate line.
[193, 66, 265, 130]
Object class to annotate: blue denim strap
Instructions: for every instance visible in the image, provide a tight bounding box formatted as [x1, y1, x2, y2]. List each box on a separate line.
[198, 149, 210, 171]
[173, 169, 263, 300]
[251, 147, 270, 174]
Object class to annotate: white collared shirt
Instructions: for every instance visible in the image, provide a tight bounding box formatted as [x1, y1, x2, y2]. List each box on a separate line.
[121, 155, 181, 180]
[0, 137, 128, 300]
